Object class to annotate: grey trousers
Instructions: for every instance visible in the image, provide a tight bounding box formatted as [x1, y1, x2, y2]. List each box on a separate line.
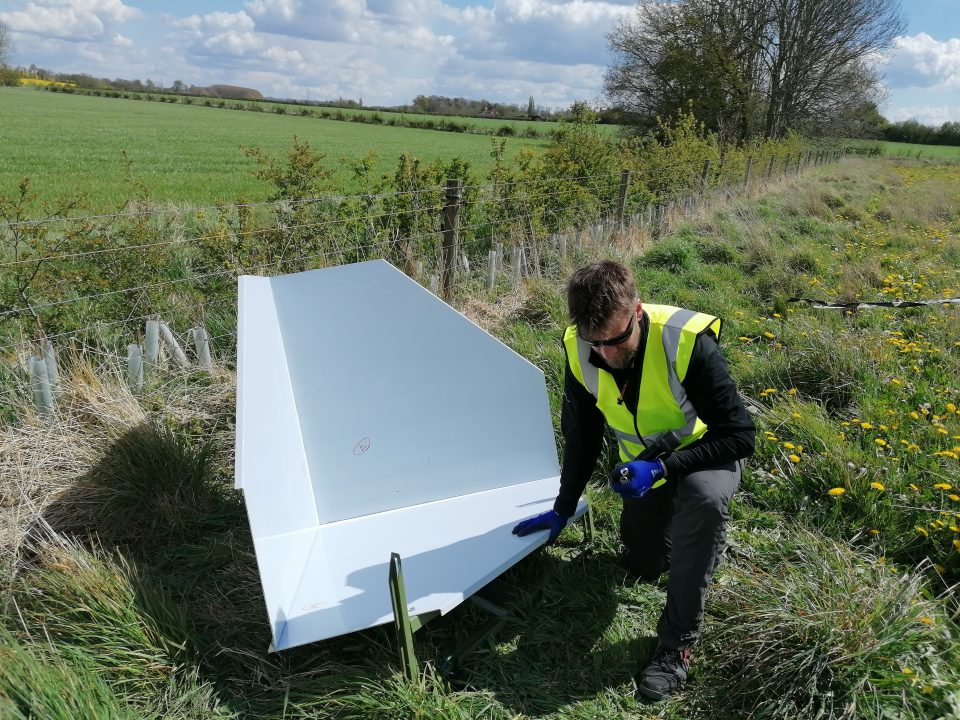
[620, 459, 742, 650]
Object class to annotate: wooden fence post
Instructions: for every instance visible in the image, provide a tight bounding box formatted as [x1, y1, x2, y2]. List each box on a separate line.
[512, 245, 524, 286]
[487, 248, 497, 291]
[440, 178, 462, 303]
[616, 169, 631, 229]
[766, 156, 776, 180]
[700, 159, 711, 195]
[743, 156, 753, 191]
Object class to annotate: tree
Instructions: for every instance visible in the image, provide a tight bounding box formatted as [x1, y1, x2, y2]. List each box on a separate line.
[527, 95, 535, 118]
[171, 79, 186, 92]
[605, 0, 904, 141]
[0, 21, 10, 66]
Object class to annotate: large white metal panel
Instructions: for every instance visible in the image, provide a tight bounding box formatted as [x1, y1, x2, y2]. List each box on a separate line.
[235, 276, 318, 537]
[269, 261, 559, 524]
[236, 260, 582, 651]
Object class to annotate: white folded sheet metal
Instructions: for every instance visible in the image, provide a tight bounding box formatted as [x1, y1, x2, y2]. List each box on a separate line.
[236, 260, 585, 651]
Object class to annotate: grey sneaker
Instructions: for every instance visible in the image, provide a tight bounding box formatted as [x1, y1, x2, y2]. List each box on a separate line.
[634, 644, 692, 700]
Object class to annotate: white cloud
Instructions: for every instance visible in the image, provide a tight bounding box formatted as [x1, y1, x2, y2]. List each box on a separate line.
[453, 0, 631, 66]
[886, 33, 960, 90]
[887, 104, 960, 125]
[0, 0, 140, 41]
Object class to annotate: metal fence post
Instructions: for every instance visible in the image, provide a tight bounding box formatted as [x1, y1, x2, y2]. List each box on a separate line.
[440, 178, 462, 303]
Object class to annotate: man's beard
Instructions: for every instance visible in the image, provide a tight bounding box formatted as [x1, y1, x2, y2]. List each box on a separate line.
[606, 347, 638, 370]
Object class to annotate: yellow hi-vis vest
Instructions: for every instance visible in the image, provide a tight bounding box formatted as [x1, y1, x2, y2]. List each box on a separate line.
[563, 304, 722, 462]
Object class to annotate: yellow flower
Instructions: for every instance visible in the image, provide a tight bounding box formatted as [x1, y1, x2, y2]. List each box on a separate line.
[788, 388, 797, 395]
[861, 422, 873, 429]
[948, 494, 960, 502]
[827, 487, 845, 496]
[783, 442, 795, 449]
[934, 483, 953, 490]
[870, 482, 885, 491]
[763, 331, 775, 339]
[947, 403, 957, 413]
[916, 526, 928, 536]
[869, 528, 880, 535]
[953, 539, 960, 551]
[916, 616, 934, 625]
[792, 412, 802, 419]
[789, 454, 801, 463]
[875, 438, 888, 446]
[764, 387, 777, 394]
[910, 411, 920, 420]
[903, 667, 914, 675]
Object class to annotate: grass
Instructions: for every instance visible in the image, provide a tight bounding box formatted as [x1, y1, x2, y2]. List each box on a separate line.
[847, 138, 960, 160]
[0, 88, 546, 209]
[2, 157, 960, 717]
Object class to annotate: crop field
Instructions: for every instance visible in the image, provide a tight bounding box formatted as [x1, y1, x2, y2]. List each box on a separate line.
[849, 138, 960, 160]
[0, 88, 547, 209]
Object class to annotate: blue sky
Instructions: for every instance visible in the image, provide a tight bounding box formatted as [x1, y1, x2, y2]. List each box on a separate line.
[1, 0, 958, 123]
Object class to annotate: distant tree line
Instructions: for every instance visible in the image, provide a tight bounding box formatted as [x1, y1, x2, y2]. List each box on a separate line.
[882, 119, 960, 147]
[406, 95, 556, 120]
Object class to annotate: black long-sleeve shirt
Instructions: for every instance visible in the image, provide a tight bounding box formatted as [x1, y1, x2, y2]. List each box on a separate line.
[553, 312, 756, 519]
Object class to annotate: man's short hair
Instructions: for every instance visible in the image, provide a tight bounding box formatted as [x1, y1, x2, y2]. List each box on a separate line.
[566, 260, 638, 332]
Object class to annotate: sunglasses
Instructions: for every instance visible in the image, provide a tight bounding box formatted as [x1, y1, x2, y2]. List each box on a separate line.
[580, 314, 635, 347]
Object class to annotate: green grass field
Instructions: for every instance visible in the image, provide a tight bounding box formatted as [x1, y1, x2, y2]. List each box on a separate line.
[848, 138, 960, 159]
[0, 88, 547, 209]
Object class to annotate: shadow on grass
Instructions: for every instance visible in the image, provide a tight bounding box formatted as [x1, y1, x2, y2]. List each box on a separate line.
[27, 422, 658, 717]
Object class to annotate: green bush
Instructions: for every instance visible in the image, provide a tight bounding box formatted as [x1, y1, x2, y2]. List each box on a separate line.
[637, 237, 700, 273]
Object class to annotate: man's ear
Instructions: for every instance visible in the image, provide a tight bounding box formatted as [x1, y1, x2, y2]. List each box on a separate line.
[635, 299, 643, 317]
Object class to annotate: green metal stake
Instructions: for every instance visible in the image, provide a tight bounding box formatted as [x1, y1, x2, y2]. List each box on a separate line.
[582, 501, 595, 544]
[388, 552, 419, 681]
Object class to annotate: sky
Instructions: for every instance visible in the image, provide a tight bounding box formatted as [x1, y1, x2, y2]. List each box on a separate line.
[1, 0, 959, 124]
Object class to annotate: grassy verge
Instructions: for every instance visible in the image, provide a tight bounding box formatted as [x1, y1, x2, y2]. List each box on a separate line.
[2, 157, 958, 717]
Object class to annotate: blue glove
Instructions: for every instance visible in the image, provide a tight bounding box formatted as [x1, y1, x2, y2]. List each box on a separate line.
[512, 510, 567, 544]
[610, 459, 667, 500]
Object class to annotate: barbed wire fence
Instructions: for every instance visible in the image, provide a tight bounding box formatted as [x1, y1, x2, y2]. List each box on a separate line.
[1, 148, 848, 416]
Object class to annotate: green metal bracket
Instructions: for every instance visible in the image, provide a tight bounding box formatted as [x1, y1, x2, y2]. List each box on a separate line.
[389, 552, 424, 680]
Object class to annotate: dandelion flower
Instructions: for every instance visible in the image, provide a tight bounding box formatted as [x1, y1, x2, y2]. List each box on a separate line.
[870, 482, 885, 491]
[789, 454, 801, 463]
[916, 616, 934, 625]
[827, 487, 845, 496]
[875, 438, 888, 446]
[783, 442, 795, 449]
[763, 331, 775, 339]
[954, 539, 960, 551]
[933, 483, 953, 490]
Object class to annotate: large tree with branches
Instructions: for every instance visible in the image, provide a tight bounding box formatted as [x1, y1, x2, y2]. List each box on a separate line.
[0, 21, 11, 67]
[605, 0, 904, 141]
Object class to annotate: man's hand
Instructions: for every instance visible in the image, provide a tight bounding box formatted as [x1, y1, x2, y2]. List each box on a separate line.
[512, 510, 567, 544]
[610, 459, 666, 500]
